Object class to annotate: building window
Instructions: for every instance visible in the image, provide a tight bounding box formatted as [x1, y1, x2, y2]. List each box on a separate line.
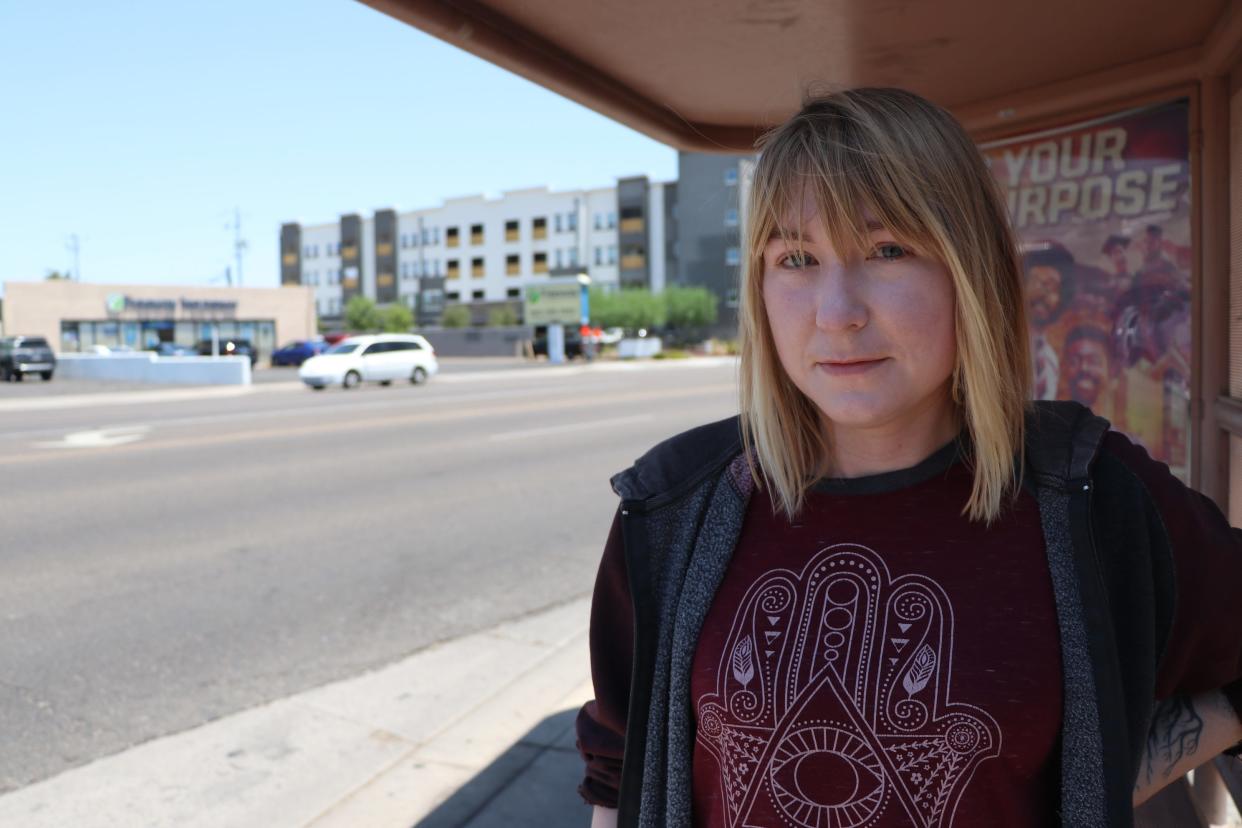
[447, 259, 460, 279]
[555, 213, 563, 233]
[724, 208, 739, 227]
[533, 217, 547, 240]
[446, 227, 460, 248]
[471, 256, 485, 278]
[594, 246, 603, 266]
[400, 234, 407, 249]
[594, 212, 603, 231]
[434, 227, 441, 244]
[470, 223, 484, 245]
[621, 246, 645, 270]
[434, 260, 441, 276]
[555, 249, 563, 269]
[620, 206, 643, 233]
[472, 289, 485, 301]
[567, 211, 577, 231]
[725, 247, 741, 266]
[724, 167, 738, 186]
[533, 252, 548, 273]
[607, 245, 617, 265]
[420, 228, 429, 245]
[607, 212, 617, 229]
[507, 287, 520, 299]
[446, 291, 460, 302]
[505, 219, 519, 242]
[506, 253, 520, 276]
[568, 248, 579, 266]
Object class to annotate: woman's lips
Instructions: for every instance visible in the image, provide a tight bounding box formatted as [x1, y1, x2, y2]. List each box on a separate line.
[815, 358, 888, 376]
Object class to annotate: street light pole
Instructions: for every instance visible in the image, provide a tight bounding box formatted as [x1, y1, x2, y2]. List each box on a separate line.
[232, 208, 247, 288]
[66, 234, 81, 281]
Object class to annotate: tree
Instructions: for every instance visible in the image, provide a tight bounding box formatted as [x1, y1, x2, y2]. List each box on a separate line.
[344, 296, 383, 331]
[487, 306, 519, 327]
[44, 270, 70, 281]
[663, 286, 719, 329]
[440, 305, 471, 328]
[380, 303, 413, 333]
[589, 287, 666, 332]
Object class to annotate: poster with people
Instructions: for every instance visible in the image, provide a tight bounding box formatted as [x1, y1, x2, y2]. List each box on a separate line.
[982, 100, 1192, 480]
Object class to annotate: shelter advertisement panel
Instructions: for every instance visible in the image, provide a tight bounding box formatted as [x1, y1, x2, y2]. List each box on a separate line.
[981, 100, 1192, 480]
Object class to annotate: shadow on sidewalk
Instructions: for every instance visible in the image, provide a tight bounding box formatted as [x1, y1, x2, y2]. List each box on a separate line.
[414, 707, 592, 828]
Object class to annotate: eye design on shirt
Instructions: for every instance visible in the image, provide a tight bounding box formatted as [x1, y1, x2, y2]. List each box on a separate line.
[769, 725, 886, 822]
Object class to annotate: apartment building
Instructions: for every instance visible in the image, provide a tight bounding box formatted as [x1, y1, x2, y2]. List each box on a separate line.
[281, 177, 675, 326]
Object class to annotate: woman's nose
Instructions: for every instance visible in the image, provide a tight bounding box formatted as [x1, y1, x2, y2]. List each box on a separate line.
[813, 267, 868, 332]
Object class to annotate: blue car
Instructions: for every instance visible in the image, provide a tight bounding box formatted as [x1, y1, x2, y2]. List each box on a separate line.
[271, 339, 328, 367]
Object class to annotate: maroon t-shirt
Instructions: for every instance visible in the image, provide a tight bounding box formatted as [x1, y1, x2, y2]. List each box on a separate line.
[690, 439, 1063, 827]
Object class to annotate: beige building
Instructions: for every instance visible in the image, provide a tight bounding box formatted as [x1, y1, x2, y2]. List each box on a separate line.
[2, 281, 316, 364]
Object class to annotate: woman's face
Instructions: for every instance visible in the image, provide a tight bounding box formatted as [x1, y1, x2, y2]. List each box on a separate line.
[762, 202, 958, 440]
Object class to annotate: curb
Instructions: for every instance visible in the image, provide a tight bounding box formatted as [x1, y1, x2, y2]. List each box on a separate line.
[0, 598, 592, 828]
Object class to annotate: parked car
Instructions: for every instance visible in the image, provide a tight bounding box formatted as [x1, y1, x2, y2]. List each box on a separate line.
[197, 338, 257, 366]
[321, 331, 356, 346]
[0, 336, 57, 381]
[270, 339, 329, 367]
[151, 342, 198, 357]
[298, 333, 438, 390]
[531, 325, 583, 359]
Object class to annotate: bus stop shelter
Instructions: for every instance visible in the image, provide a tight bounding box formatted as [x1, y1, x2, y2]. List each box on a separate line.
[361, 0, 1242, 821]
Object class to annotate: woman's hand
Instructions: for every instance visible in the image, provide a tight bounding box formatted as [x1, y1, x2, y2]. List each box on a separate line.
[1134, 689, 1242, 806]
[591, 805, 618, 827]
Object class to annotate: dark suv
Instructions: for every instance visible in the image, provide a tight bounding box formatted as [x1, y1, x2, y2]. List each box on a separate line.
[0, 336, 56, 382]
[197, 338, 258, 366]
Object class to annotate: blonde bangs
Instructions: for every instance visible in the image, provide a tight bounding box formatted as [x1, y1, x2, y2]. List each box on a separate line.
[739, 88, 1031, 523]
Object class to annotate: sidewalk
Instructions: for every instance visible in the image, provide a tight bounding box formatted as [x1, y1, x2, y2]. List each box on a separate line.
[0, 598, 595, 828]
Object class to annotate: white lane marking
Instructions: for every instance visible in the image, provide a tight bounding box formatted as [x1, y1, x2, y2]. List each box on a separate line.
[488, 414, 654, 443]
[0, 382, 630, 443]
[35, 426, 151, 450]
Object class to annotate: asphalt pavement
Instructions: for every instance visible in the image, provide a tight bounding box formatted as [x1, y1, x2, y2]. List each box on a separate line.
[0, 357, 738, 826]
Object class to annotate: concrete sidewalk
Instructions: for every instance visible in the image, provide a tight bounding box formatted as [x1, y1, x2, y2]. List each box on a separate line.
[0, 599, 596, 828]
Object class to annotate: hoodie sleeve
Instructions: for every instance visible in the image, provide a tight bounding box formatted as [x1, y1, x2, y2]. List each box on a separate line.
[1101, 432, 1242, 753]
[575, 509, 634, 807]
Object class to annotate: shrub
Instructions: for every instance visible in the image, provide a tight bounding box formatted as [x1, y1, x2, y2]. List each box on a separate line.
[488, 306, 519, 327]
[344, 296, 383, 332]
[380, 303, 413, 333]
[440, 305, 471, 328]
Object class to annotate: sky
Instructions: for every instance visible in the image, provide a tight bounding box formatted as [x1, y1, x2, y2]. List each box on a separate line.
[0, 0, 678, 294]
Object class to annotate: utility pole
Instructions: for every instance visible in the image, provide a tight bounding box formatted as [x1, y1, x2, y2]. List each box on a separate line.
[228, 208, 248, 288]
[66, 234, 81, 281]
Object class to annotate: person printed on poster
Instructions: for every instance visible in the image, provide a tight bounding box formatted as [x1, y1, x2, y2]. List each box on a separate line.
[985, 100, 1193, 479]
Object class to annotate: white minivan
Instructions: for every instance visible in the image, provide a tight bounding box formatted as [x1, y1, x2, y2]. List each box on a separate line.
[298, 334, 438, 390]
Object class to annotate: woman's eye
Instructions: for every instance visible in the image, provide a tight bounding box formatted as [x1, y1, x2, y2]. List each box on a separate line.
[777, 251, 816, 269]
[869, 243, 909, 261]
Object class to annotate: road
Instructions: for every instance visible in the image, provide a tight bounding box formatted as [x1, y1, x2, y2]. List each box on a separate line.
[0, 359, 737, 792]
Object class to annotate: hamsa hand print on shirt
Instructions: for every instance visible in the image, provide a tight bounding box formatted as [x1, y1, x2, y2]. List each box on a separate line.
[695, 543, 1002, 828]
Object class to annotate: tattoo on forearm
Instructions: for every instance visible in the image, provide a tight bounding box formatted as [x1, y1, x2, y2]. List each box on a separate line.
[1140, 695, 1204, 789]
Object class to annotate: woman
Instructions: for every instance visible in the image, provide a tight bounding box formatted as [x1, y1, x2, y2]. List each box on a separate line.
[576, 88, 1242, 827]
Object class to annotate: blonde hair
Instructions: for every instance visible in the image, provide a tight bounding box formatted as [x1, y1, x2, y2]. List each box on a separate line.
[739, 87, 1030, 523]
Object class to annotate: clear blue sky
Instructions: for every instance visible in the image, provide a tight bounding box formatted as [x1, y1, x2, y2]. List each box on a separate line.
[0, 0, 677, 293]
